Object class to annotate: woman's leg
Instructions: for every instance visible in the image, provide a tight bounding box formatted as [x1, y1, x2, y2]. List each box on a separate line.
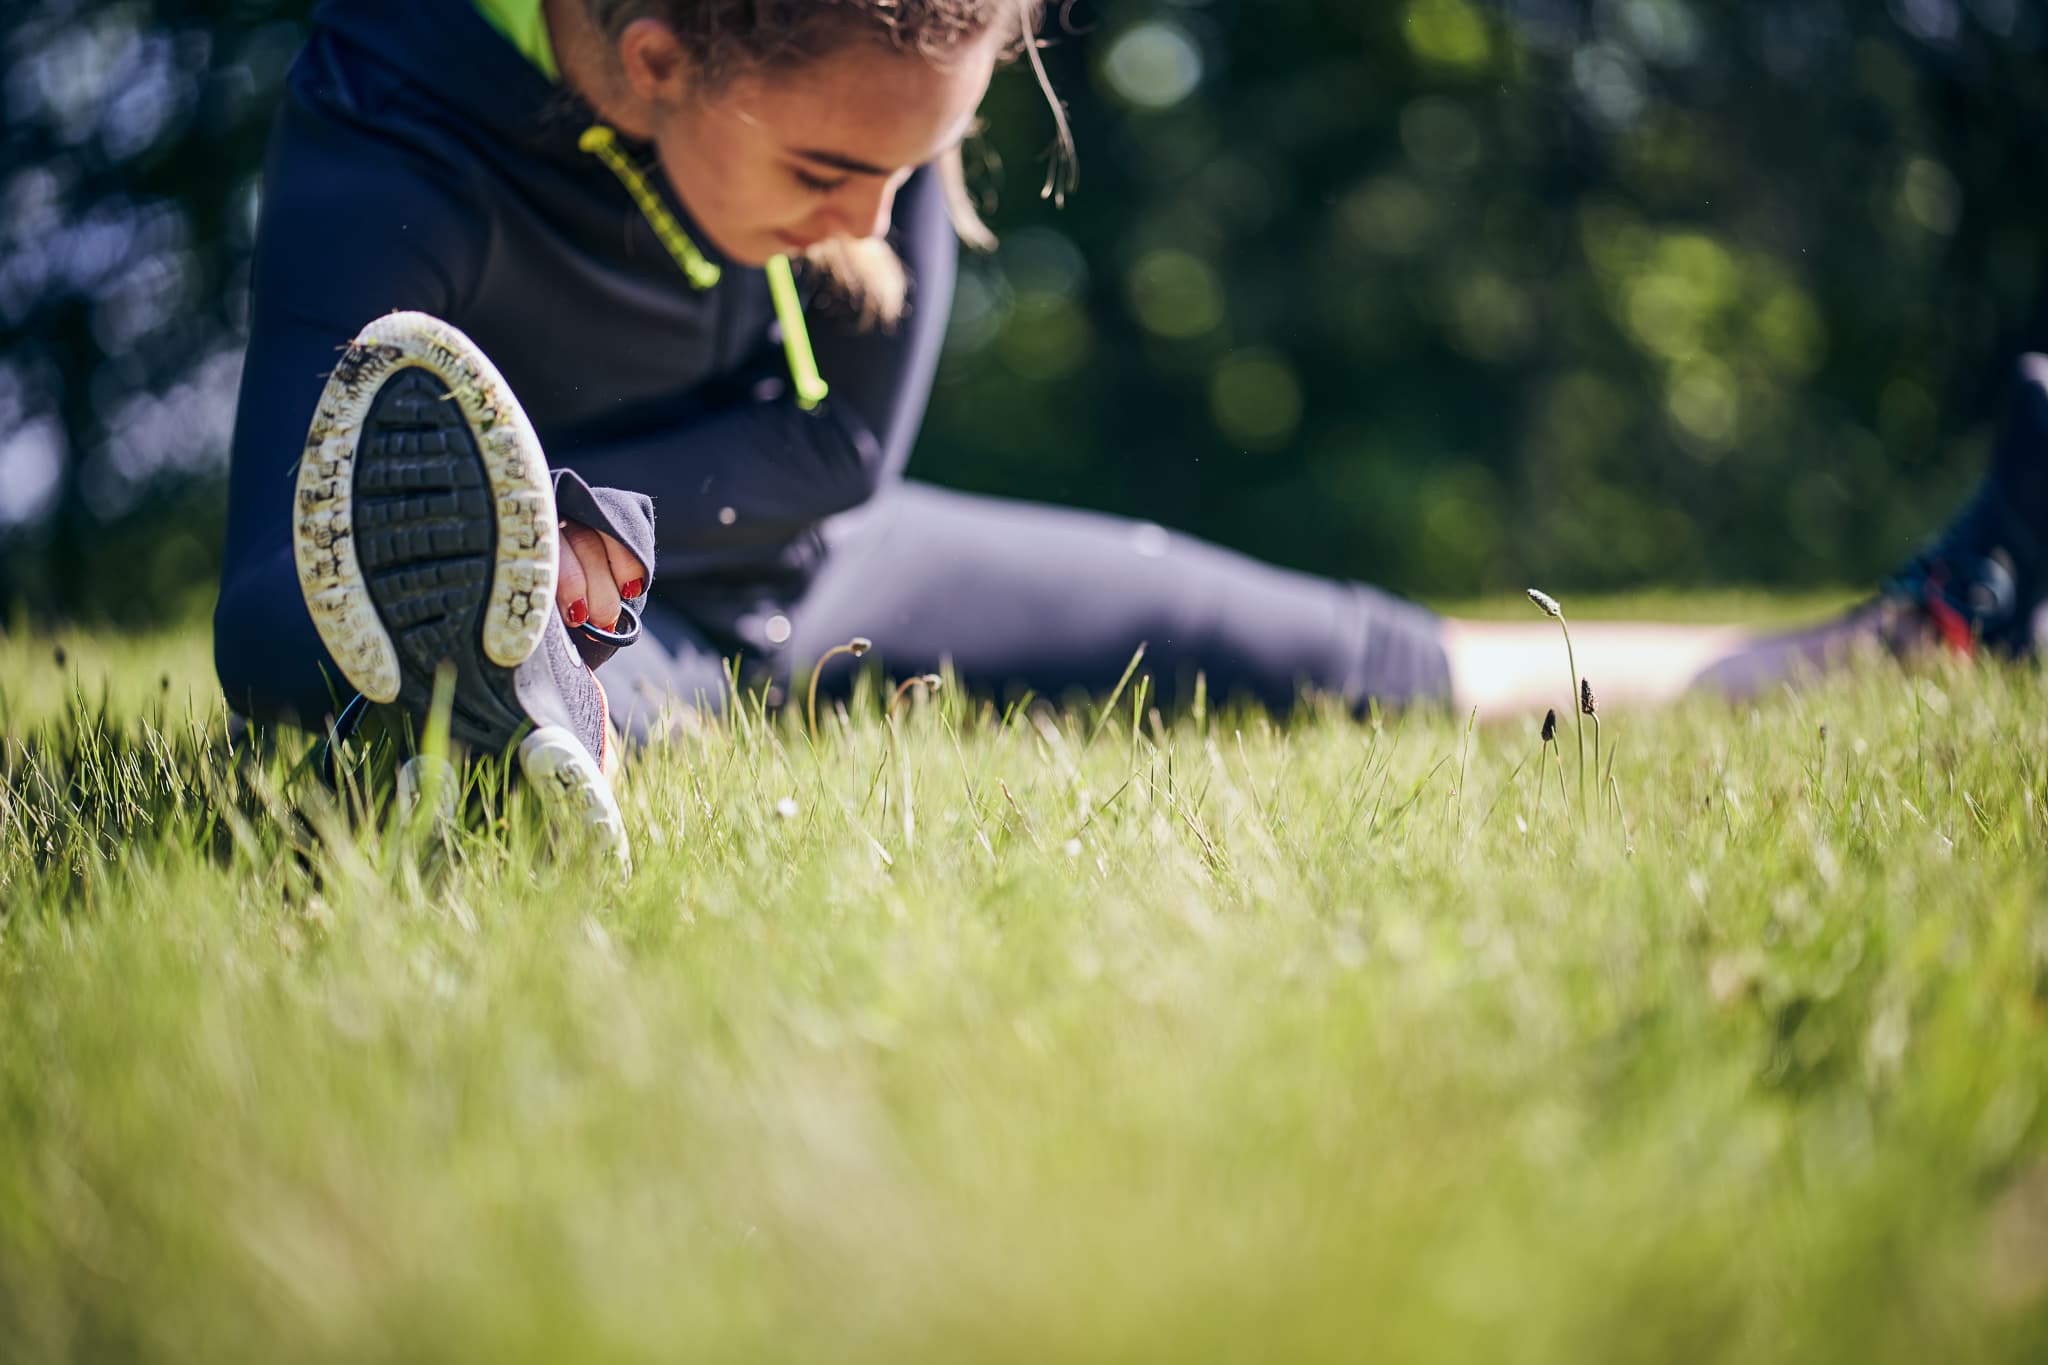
[598, 596, 748, 742]
[783, 480, 2045, 722]
[216, 534, 360, 727]
[786, 483, 1454, 715]
[785, 484, 1758, 720]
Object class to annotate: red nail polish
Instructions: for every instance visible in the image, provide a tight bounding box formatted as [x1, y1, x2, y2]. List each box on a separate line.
[619, 578, 645, 599]
[567, 599, 589, 627]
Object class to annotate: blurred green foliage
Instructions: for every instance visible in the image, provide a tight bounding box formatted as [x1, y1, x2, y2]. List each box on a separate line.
[932, 0, 2048, 597]
[2, 0, 2045, 622]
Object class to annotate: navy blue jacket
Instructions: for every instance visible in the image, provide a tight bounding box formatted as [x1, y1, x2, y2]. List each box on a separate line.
[214, 0, 954, 723]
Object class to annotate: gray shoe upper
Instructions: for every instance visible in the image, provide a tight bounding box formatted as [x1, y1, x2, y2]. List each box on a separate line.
[517, 610, 618, 764]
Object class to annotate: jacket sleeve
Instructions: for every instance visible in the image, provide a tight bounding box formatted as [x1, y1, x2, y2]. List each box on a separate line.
[550, 164, 958, 568]
[213, 97, 486, 725]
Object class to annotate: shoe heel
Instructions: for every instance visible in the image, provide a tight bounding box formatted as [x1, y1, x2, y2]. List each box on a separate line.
[295, 337, 407, 703]
[517, 725, 632, 875]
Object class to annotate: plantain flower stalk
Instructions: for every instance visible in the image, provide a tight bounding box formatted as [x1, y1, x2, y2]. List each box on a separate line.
[1581, 677, 1601, 820]
[806, 636, 871, 740]
[890, 673, 944, 723]
[1528, 587, 1585, 821]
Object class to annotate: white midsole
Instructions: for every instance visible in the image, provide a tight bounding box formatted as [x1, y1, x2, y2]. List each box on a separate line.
[292, 311, 559, 703]
[518, 725, 632, 874]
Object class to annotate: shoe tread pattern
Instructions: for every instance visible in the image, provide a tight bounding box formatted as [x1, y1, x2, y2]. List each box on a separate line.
[354, 369, 530, 751]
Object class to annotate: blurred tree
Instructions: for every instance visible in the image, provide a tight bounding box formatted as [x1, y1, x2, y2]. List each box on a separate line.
[1, 0, 309, 623]
[2, 0, 2044, 623]
[927, 0, 2048, 596]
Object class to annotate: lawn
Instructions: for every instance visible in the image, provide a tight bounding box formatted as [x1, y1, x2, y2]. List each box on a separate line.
[3, 603, 2047, 1363]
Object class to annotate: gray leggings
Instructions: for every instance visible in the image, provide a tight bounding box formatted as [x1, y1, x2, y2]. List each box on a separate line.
[601, 482, 1451, 740]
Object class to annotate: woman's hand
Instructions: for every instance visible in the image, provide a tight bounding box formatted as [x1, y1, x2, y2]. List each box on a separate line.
[557, 520, 646, 631]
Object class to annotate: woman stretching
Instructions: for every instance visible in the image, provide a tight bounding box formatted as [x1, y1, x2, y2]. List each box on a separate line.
[215, 0, 2048, 868]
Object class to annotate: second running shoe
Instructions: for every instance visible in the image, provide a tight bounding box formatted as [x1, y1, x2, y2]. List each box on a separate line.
[1695, 353, 2048, 694]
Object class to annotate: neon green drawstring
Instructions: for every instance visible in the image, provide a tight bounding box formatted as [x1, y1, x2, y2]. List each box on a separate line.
[578, 125, 829, 411]
[763, 255, 829, 411]
[578, 125, 722, 289]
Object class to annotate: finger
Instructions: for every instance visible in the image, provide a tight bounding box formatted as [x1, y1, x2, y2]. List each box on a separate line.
[600, 530, 646, 600]
[555, 523, 590, 628]
[563, 523, 621, 630]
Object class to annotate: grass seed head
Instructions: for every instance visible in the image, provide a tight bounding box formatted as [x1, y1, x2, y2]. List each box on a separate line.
[1526, 588, 1562, 619]
[1580, 678, 1597, 716]
[1541, 708, 1558, 743]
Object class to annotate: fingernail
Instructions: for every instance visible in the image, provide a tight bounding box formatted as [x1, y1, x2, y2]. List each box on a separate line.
[567, 599, 589, 627]
[619, 578, 645, 599]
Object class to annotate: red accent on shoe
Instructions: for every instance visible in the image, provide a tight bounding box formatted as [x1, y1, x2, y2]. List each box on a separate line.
[567, 598, 590, 628]
[619, 578, 645, 600]
[1923, 568, 1976, 654]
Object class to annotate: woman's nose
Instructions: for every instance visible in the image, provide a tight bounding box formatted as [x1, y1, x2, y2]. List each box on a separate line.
[835, 175, 903, 241]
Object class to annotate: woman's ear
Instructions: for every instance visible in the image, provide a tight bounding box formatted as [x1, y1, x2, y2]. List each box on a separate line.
[617, 18, 690, 103]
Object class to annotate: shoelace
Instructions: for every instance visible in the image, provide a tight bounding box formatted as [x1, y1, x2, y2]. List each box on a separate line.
[578, 124, 830, 412]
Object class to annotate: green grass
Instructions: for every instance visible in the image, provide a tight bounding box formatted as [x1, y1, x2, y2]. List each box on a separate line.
[4, 608, 2048, 1363]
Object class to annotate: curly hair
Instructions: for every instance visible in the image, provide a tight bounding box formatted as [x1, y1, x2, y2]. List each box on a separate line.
[581, 0, 1072, 326]
[582, 0, 1040, 79]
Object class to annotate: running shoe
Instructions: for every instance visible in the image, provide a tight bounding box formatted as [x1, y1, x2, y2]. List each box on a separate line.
[1695, 354, 2048, 693]
[292, 311, 630, 871]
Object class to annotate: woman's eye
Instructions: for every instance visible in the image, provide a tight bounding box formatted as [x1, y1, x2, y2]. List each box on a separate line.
[794, 169, 845, 195]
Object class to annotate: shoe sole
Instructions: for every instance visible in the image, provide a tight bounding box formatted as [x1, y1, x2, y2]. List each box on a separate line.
[293, 311, 558, 749]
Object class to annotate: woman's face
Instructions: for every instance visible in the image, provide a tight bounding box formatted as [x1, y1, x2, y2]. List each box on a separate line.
[635, 32, 1001, 267]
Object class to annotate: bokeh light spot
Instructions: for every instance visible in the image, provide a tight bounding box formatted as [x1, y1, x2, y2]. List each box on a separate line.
[1210, 351, 1304, 453]
[1337, 177, 1438, 258]
[944, 262, 1007, 357]
[1666, 358, 1740, 450]
[1100, 21, 1203, 112]
[1001, 227, 1089, 302]
[1573, 42, 1648, 127]
[1405, 0, 1492, 68]
[998, 296, 1092, 381]
[0, 417, 65, 530]
[1615, 0, 1704, 66]
[1621, 233, 1737, 359]
[1891, 0, 1962, 43]
[1752, 288, 1826, 378]
[1448, 271, 1536, 362]
[1899, 156, 1961, 236]
[1126, 249, 1224, 340]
